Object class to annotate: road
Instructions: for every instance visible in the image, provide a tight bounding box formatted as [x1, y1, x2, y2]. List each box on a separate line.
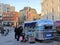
[0, 27, 60, 45]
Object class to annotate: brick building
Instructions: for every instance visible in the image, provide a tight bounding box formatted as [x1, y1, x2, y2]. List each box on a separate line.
[2, 12, 18, 27]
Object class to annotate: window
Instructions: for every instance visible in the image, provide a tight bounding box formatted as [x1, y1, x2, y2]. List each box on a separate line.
[10, 15, 13, 17]
[52, 8, 54, 13]
[7, 8, 10, 12]
[44, 25, 52, 29]
[46, 10, 48, 14]
[52, 0, 53, 3]
[59, 0, 60, 2]
[58, 13, 60, 19]
[58, 6, 60, 11]
[6, 15, 8, 17]
[51, 0, 54, 6]
[46, 4, 48, 7]
[3, 7, 6, 12]
[47, 16, 48, 19]
[3, 15, 6, 17]
[52, 15, 54, 21]
[35, 26, 44, 30]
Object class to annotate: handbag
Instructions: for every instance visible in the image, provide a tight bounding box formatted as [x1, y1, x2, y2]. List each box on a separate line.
[19, 36, 23, 41]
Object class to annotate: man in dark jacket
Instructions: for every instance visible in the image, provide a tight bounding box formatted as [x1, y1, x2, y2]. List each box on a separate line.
[17, 26, 23, 41]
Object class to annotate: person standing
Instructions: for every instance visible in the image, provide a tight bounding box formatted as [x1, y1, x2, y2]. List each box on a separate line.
[1, 27, 5, 36]
[1, 30, 4, 36]
[14, 27, 18, 39]
[17, 26, 23, 41]
[5, 29, 9, 36]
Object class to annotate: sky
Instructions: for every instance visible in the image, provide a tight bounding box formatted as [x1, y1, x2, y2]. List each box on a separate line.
[0, 0, 42, 14]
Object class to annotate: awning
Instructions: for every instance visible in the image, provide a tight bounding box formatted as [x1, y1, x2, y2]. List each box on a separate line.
[54, 21, 60, 27]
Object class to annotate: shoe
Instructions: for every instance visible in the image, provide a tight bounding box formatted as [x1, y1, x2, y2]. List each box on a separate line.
[17, 39, 19, 41]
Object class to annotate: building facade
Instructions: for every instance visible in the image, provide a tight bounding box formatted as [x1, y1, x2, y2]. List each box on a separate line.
[0, 3, 6, 25]
[10, 6, 15, 12]
[5, 4, 15, 12]
[0, 3, 15, 13]
[42, 0, 60, 21]
[0, 3, 15, 26]
[2, 12, 18, 27]
[19, 7, 40, 23]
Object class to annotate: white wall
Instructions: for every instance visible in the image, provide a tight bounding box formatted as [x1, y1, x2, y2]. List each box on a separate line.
[41, 13, 60, 21]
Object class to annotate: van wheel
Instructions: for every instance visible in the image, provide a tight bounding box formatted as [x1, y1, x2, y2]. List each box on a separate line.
[29, 42, 35, 44]
[35, 38, 43, 43]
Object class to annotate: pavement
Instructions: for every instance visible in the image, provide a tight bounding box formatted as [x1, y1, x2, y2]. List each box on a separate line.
[0, 27, 60, 45]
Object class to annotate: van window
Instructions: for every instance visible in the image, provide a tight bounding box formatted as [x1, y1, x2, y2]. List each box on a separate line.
[44, 25, 52, 29]
[24, 22, 36, 29]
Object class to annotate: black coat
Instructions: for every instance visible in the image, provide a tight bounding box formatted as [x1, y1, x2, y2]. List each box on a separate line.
[14, 27, 18, 35]
[17, 26, 23, 35]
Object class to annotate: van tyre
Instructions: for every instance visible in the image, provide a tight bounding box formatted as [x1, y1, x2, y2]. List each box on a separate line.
[35, 38, 43, 42]
[29, 42, 35, 44]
